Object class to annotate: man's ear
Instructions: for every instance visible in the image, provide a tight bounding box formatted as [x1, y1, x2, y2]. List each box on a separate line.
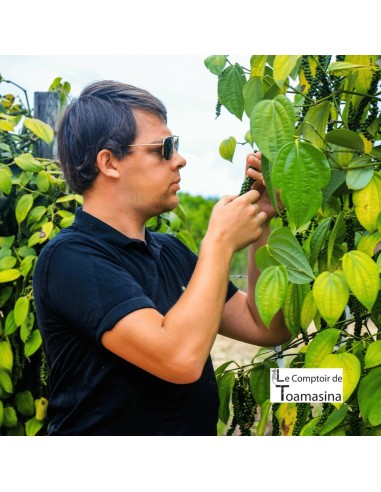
[96, 149, 120, 179]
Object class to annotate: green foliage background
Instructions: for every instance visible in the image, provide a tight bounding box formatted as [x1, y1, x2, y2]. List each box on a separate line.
[178, 192, 248, 285]
[0, 77, 73, 435]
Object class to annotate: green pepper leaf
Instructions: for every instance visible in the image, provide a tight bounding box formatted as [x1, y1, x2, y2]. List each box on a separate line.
[364, 341, 381, 369]
[249, 360, 278, 405]
[320, 353, 361, 407]
[312, 271, 349, 327]
[342, 250, 380, 310]
[282, 283, 310, 337]
[24, 117, 54, 143]
[24, 329, 42, 358]
[301, 101, 331, 148]
[305, 328, 341, 368]
[358, 367, 381, 426]
[204, 55, 228, 76]
[273, 55, 302, 87]
[217, 371, 236, 424]
[250, 95, 294, 162]
[218, 64, 246, 120]
[272, 141, 331, 228]
[219, 136, 236, 162]
[325, 128, 365, 151]
[14, 296, 29, 327]
[346, 156, 374, 190]
[255, 265, 288, 328]
[0, 168, 12, 195]
[267, 227, 315, 284]
[243, 76, 263, 117]
[15, 194, 34, 224]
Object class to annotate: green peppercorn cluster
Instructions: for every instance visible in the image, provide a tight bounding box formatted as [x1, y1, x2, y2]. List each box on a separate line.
[313, 403, 334, 435]
[298, 56, 318, 124]
[295, 218, 317, 247]
[360, 87, 380, 142]
[348, 296, 363, 338]
[345, 214, 356, 251]
[348, 405, 361, 436]
[39, 350, 49, 387]
[295, 232, 303, 246]
[298, 56, 333, 126]
[271, 402, 280, 436]
[1, 132, 19, 162]
[315, 55, 332, 100]
[307, 217, 317, 235]
[10, 333, 23, 374]
[279, 208, 288, 227]
[215, 100, 222, 119]
[227, 372, 257, 436]
[239, 175, 255, 196]
[329, 56, 346, 124]
[239, 166, 256, 196]
[292, 403, 308, 435]
[50, 183, 61, 201]
[348, 72, 380, 139]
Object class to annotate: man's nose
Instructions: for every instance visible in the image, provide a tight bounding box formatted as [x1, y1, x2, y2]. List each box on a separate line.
[171, 151, 186, 170]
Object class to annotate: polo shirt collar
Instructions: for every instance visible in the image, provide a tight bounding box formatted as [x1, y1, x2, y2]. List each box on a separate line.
[73, 208, 164, 250]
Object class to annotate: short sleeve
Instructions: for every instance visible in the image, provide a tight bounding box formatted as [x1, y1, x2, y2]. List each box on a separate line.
[159, 234, 238, 303]
[34, 238, 156, 345]
[226, 278, 239, 302]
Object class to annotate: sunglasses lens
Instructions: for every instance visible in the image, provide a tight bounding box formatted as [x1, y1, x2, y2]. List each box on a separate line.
[163, 136, 179, 160]
[173, 136, 179, 152]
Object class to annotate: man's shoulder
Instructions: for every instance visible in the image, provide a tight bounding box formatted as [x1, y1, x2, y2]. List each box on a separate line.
[35, 225, 105, 271]
[37, 226, 86, 255]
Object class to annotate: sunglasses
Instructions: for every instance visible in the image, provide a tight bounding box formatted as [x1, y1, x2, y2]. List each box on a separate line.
[128, 135, 179, 160]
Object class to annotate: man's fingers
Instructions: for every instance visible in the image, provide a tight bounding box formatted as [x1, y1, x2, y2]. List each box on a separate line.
[218, 195, 238, 206]
[247, 166, 265, 184]
[246, 151, 262, 171]
[237, 189, 261, 203]
[257, 210, 268, 224]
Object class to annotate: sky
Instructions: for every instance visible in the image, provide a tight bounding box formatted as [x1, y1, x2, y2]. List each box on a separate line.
[0, 54, 252, 198]
[0, 1, 368, 200]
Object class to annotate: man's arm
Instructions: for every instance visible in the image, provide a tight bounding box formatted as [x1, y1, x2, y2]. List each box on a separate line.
[219, 153, 291, 347]
[219, 222, 291, 347]
[102, 191, 267, 385]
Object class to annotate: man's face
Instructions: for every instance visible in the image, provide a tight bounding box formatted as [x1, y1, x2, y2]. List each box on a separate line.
[118, 110, 186, 219]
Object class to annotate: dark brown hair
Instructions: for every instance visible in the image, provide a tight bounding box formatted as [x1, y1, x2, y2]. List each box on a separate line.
[57, 80, 167, 194]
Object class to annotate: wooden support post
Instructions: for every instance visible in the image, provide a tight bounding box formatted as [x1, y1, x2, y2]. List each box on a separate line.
[33, 91, 60, 159]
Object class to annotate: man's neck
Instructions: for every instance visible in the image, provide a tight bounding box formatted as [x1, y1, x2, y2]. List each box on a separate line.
[82, 199, 146, 241]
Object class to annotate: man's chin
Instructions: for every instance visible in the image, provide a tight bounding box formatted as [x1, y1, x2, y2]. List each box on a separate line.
[164, 195, 180, 212]
[150, 196, 180, 218]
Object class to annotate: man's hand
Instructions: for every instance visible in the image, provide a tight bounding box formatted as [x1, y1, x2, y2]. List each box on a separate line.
[245, 152, 283, 220]
[204, 190, 268, 255]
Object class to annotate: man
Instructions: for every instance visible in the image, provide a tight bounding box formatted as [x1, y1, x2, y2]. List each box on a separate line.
[33, 80, 290, 435]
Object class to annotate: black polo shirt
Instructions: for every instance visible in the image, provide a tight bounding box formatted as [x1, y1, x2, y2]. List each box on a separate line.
[33, 208, 238, 436]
